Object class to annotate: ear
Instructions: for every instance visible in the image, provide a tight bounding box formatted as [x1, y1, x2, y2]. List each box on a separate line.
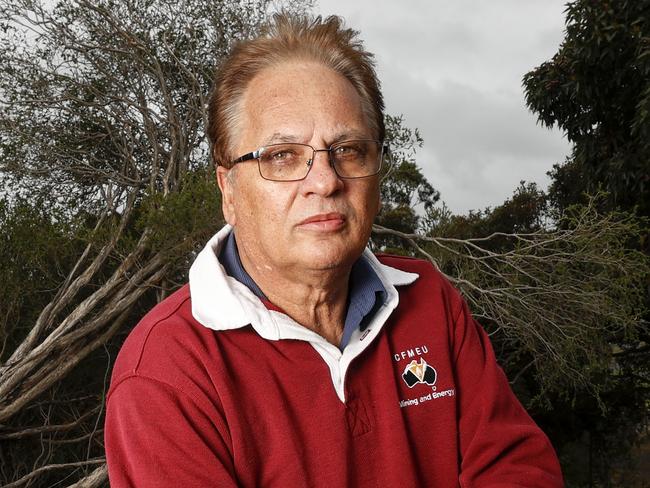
[217, 165, 237, 226]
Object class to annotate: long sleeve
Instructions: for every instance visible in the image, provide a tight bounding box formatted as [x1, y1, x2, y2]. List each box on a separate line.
[105, 374, 238, 488]
[452, 298, 564, 487]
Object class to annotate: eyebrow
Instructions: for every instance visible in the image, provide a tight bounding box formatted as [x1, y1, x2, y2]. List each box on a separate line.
[329, 130, 372, 144]
[263, 132, 304, 145]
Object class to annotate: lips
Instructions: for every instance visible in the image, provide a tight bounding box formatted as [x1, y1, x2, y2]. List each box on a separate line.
[297, 212, 346, 231]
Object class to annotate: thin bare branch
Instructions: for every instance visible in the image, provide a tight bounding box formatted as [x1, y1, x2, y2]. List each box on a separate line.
[3, 458, 105, 488]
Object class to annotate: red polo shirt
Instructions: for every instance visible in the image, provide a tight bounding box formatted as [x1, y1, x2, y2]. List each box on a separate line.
[105, 226, 563, 487]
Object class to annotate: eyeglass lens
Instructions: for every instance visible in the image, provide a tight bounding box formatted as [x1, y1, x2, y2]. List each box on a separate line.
[257, 140, 383, 181]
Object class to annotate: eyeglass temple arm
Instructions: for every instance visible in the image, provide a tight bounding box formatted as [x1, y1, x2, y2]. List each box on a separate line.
[232, 149, 261, 164]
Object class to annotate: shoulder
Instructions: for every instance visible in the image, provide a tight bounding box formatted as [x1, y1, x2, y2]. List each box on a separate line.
[376, 253, 459, 292]
[376, 253, 438, 275]
[108, 284, 217, 399]
[375, 253, 466, 317]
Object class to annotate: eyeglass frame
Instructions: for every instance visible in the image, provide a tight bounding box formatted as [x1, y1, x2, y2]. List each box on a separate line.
[230, 139, 389, 182]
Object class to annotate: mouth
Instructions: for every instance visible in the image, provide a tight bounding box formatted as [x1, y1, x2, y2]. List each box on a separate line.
[297, 212, 346, 231]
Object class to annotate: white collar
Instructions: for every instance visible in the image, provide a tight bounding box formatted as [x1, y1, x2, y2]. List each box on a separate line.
[188, 224, 419, 341]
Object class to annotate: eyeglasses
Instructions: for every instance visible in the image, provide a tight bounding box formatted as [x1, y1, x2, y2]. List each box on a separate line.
[231, 139, 387, 182]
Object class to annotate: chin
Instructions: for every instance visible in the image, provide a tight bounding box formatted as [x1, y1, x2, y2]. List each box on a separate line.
[290, 231, 367, 268]
[299, 247, 363, 272]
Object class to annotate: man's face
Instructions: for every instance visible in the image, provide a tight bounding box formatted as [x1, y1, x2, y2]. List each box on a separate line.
[217, 61, 381, 278]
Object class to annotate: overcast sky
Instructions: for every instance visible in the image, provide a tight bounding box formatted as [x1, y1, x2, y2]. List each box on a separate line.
[315, 0, 571, 214]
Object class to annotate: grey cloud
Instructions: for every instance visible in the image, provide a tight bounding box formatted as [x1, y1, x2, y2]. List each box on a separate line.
[316, 0, 571, 212]
[381, 72, 569, 211]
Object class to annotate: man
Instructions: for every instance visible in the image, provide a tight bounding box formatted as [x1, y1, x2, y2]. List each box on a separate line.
[105, 12, 564, 487]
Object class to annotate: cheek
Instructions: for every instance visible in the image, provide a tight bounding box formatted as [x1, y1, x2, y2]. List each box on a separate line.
[237, 184, 295, 231]
[372, 188, 381, 214]
[358, 184, 381, 221]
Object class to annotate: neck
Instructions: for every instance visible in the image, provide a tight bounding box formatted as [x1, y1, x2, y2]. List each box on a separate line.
[238, 245, 350, 346]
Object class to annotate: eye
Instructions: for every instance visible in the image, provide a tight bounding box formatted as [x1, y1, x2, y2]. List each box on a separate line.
[271, 150, 292, 160]
[333, 142, 363, 159]
[261, 145, 300, 165]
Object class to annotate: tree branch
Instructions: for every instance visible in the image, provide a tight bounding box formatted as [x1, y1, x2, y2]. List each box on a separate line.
[4, 458, 105, 488]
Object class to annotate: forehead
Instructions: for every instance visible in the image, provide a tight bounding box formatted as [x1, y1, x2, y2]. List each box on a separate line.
[237, 61, 370, 149]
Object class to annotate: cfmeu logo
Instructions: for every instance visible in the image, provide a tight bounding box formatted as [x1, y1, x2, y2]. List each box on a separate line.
[402, 358, 437, 388]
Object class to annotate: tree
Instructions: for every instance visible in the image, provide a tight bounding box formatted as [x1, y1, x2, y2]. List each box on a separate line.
[523, 0, 650, 216]
[523, 2, 650, 483]
[373, 114, 439, 253]
[0, 0, 306, 485]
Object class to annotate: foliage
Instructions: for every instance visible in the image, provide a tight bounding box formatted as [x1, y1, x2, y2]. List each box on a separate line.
[0, 197, 85, 361]
[523, 1, 650, 483]
[135, 168, 223, 269]
[425, 181, 548, 239]
[523, 0, 650, 216]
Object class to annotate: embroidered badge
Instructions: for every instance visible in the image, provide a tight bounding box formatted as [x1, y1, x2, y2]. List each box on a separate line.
[401, 358, 437, 388]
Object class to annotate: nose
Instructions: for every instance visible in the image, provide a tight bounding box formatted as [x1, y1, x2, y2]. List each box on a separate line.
[301, 149, 343, 196]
